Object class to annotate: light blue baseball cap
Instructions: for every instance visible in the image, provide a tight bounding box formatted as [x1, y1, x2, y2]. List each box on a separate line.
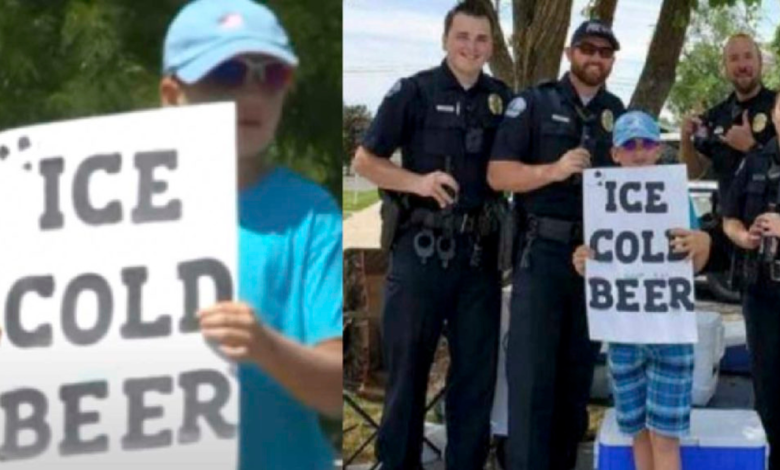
[163, 0, 298, 84]
[613, 110, 661, 147]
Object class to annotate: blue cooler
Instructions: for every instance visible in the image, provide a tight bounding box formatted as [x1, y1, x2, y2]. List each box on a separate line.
[595, 408, 767, 469]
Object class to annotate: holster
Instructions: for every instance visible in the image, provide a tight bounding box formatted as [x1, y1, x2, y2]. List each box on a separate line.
[379, 191, 405, 252]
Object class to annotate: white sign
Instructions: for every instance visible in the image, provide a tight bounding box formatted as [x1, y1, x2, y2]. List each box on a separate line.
[0, 104, 239, 468]
[583, 165, 698, 344]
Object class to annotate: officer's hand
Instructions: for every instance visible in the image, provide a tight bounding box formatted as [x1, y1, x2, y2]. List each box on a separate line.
[572, 245, 592, 277]
[415, 171, 460, 209]
[738, 221, 763, 250]
[198, 301, 268, 363]
[552, 148, 591, 182]
[681, 114, 702, 140]
[757, 212, 780, 238]
[669, 228, 711, 261]
[720, 111, 756, 153]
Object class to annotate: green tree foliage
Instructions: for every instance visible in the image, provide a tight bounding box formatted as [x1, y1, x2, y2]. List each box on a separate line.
[342, 103, 372, 173]
[0, 0, 341, 199]
[764, 24, 780, 90]
[666, 4, 760, 121]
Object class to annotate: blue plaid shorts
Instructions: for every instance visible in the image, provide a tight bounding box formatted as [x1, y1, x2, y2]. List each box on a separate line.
[608, 343, 694, 438]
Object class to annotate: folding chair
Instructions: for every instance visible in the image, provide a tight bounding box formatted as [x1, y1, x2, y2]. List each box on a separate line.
[342, 247, 447, 467]
[342, 386, 446, 468]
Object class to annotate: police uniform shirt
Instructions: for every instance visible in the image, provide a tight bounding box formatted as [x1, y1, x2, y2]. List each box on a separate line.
[696, 86, 777, 196]
[490, 72, 625, 220]
[722, 136, 780, 225]
[361, 60, 512, 211]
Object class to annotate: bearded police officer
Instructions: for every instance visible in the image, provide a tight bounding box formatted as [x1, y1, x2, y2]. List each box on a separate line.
[680, 33, 776, 201]
[488, 20, 625, 470]
[680, 33, 777, 304]
[722, 92, 780, 470]
[352, 2, 512, 468]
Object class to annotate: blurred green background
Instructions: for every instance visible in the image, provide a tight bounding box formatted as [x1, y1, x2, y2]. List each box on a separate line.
[0, 0, 342, 202]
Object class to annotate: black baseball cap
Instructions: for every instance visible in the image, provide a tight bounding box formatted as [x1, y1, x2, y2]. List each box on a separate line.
[570, 19, 620, 51]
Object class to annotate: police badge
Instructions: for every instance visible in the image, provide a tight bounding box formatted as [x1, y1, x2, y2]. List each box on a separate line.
[601, 109, 614, 132]
[753, 113, 768, 133]
[488, 93, 503, 115]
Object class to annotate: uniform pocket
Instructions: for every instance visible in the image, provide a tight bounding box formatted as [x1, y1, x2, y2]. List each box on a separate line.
[422, 110, 463, 157]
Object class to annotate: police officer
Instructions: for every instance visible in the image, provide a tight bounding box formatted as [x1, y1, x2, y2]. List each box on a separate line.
[680, 33, 776, 201]
[352, 3, 512, 469]
[488, 20, 625, 470]
[680, 34, 777, 291]
[723, 92, 780, 470]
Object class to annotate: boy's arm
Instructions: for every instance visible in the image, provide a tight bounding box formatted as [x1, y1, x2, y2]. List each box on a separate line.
[669, 228, 711, 274]
[250, 328, 342, 419]
[200, 197, 344, 419]
[198, 303, 343, 419]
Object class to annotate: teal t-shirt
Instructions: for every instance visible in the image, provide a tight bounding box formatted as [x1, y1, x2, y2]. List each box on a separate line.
[237, 167, 342, 470]
[689, 197, 700, 229]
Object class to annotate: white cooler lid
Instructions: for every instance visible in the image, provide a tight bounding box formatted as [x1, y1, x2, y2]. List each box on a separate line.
[695, 311, 721, 327]
[599, 408, 766, 448]
[723, 318, 747, 348]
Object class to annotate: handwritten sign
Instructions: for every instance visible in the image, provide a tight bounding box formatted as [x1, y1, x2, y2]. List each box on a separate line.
[0, 103, 240, 468]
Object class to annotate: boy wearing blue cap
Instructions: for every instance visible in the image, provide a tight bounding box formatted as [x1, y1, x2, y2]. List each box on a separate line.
[160, 1, 342, 469]
[573, 111, 710, 470]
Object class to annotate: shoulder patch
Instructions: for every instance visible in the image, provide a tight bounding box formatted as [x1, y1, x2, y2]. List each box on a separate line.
[385, 79, 403, 98]
[505, 96, 527, 118]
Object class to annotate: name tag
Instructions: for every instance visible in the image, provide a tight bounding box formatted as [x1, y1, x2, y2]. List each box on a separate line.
[436, 104, 455, 113]
[552, 114, 571, 124]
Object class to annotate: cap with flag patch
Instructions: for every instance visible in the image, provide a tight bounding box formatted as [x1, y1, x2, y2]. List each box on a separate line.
[163, 0, 298, 84]
[612, 111, 660, 147]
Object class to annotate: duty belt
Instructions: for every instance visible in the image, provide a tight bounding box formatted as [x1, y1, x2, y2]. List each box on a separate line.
[518, 215, 582, 269]
[404, 206, 499, 269]
[404, 208, 479, 234]
[528, 216, 583, 244]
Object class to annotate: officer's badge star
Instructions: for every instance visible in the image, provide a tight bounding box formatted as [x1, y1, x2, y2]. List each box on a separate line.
[505, 97, 526, 118]
[753, 113, 768, 133]
[488, 93, 503, 115]
[601, 109, 614, 132]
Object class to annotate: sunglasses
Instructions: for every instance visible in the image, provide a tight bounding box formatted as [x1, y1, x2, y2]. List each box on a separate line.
[202, 57, 293, 91]
[619, 138, 660, 151]
[575, 42, 615, 59]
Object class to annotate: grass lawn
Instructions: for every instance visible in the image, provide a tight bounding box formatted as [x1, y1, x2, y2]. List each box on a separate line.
[343, 189, 379, 217]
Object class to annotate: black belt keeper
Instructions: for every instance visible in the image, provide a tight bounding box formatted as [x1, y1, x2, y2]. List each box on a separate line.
[530, 216, 583, 244]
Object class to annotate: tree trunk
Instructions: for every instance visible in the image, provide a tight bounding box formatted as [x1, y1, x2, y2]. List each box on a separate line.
[629, 0, 695, 116]
[590, 0, 618, 26]
[512, 0, 575, 90]
[475, 0, 515, 88]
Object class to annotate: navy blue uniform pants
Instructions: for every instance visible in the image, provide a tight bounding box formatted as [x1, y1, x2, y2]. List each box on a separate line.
[506, 238, 600, 470]
[376, 228, 501, 470]
[743, 280, 780, 470]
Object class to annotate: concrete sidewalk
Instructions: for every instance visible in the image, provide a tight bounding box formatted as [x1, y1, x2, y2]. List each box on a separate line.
[343, 200, 381, 250]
